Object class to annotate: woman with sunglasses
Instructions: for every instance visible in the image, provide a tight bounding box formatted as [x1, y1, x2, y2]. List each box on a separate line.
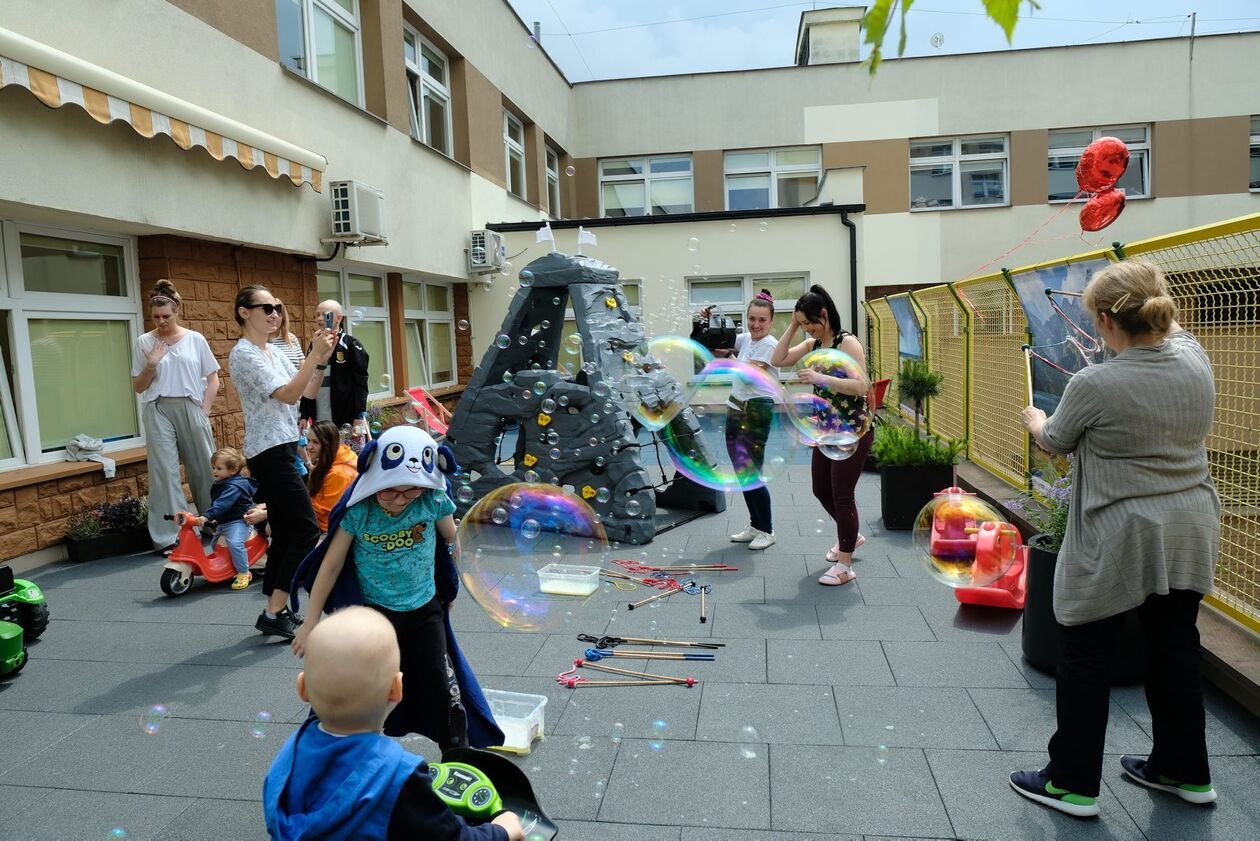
[229, 286, 336, 640]
[131, 279, 221, 553]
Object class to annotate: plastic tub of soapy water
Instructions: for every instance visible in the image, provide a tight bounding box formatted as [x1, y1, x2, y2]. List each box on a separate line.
[536, 563, 601, 596]
[484, 689, 548, 755]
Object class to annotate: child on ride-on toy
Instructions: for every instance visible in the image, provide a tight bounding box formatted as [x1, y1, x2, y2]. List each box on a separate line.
[194, 448, 258, 591]
[264, 607, 524, 840]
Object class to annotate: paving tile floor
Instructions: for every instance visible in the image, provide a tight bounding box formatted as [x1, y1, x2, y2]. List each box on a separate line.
[2, 470, 1259, 840]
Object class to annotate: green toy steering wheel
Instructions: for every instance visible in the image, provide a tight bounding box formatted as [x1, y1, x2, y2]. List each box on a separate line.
[429, 761, 503, 820]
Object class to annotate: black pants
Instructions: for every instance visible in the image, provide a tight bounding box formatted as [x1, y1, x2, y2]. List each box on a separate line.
[810, 430, 873, 552]
[372, 598, 469, 750]
[725, 399, 773, 533]
[247, 442, 320, 599]
[1045, 589, 1210, 796]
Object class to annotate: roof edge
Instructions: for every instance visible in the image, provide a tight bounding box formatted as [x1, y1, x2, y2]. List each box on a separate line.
[487, 203, 866, 232]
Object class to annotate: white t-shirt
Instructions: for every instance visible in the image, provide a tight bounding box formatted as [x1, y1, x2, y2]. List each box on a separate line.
[729, 332, 780, 402]
[228, 338, 300, 459]
[130, 330, 220, 404]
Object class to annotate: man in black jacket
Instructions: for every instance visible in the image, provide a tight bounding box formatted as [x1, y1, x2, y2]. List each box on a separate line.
[300, 300, 370, 429]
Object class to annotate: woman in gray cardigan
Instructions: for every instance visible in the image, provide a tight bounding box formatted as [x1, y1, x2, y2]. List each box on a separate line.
[1009, 261, 1220, 817]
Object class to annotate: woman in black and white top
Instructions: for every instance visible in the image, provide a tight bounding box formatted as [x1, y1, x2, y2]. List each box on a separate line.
[229, 285, 335, 640]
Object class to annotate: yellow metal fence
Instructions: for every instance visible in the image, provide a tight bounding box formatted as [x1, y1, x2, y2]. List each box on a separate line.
[864, 212, 1260, 630]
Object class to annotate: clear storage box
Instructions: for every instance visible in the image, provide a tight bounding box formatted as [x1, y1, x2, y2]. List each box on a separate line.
[536, 563, 601, 596]
[484, 689, 547, 755]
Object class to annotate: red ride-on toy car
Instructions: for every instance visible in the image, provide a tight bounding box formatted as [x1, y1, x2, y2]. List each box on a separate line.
[159, 512, 268, 597]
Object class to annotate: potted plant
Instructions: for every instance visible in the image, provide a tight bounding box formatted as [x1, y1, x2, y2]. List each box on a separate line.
[871, 422, 964, 530]
[64, 495, 151, 562]
[895, 358, 943, 439]
[1008, 457, 1146, 683]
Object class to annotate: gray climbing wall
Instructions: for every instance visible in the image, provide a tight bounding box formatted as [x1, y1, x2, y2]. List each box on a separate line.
[446, 251, 716, 545]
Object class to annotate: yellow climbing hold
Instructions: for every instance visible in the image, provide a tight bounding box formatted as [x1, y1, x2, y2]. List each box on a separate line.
[523, 453, 538, 467]
[581, 485, 596, 499]
[537, 413, 552, 427]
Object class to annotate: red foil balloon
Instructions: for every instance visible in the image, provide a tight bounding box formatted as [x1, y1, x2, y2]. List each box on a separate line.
[1080, 188, 1126, 232]
[1075, 137, 1130, 193]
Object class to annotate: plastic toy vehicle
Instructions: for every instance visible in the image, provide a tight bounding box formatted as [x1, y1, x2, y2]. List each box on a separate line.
[0, 564, 48, 640]
[159, 512, 268, 597]
[0, 620, 25, 678]
[431, 747, 558, 840]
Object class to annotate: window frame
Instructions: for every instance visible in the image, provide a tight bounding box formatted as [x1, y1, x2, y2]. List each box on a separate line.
[1249, 116, 1260, 192]
[316, 266, 393, 399]
[545, 145, 562, 218]
[401, 278, 457, 389]
[0, 221, 144, 467]
[278, 0, 365, 107]
[684, 273, 809, 381]
[908, 135, 1010, 211]
[723, 147, 822, 211]
[1048, 124, 1152, 203]
[598, 155, 695, 217]
[503, 111, 527, 199]
[403, 26, 453, 157]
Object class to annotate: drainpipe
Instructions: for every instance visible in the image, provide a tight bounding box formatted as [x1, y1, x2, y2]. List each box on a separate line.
[841, 210, 859, 333]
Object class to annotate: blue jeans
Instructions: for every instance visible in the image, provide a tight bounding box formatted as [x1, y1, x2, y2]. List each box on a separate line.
[215, 519, 251, 574]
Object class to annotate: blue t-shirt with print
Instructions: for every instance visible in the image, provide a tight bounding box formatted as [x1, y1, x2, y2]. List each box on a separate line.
[338, 490, 457, 612]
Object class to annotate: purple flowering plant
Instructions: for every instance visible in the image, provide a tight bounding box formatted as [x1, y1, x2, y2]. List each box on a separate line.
[1007, 455, 1072, 553]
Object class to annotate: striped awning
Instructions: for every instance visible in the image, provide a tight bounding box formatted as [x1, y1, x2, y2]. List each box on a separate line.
[0, 26, 327, 191]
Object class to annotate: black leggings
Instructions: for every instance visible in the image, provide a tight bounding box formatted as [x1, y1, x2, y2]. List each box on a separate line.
[810, 430, 873, 553]
[725, 399, 773, 533]
[247, 441, 320, 598]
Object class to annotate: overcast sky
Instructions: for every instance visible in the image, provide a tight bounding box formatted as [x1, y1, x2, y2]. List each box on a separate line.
[503, 0, 1260, 82]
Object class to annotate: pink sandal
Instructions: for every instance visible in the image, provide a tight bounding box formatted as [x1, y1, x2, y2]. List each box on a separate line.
[818, 564, 857, 586]
[825, 534, 865, 563]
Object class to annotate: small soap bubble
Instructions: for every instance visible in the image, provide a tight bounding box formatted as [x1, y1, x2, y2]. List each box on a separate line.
[500, 261, 513, 276]
[369, 420, 383, 436]
[491, 507, 509, 525]
[738, 725, 760, 758]
[527, 33, 538, 48]
[457, 319, 470, 331]
[596, 487, 610, 503]
[109, 830, 127, 840]
[626, 499, 642, 517]
[565, 164, 576, 177]
[352, 308, 365, 319]
[532, 381, 547, 396]
[457, 484, 475, 504]
[728, 223, 737, 233]
[140, 704, 169, 736]
[250, 711, 273, 739]
[518, 334, 529, 346]
[520, 518, 541, 540]
[339, 423, 353, 441]
[520, 270, 534, 287]
[495, 333, 511, 349]
[379, 373, 391, 390]
[549, 448, 562, 460]
[687, 237, 699, 252]
[557, 395, 570, 407]
[649, 719, 669, 751]
[541, 398, 556, 413]
[759, 221, 768, 232]
[546, 430, 561, 445]
[524, 469, 540, 483]
[593, 381, 610, 398]
[575, 735, 593, 750]
[878, 744, 890, 765]
[402, 404, 422, 424]
[589, 412, 600, 425]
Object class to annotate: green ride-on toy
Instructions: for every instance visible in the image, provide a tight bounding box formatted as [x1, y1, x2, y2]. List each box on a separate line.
[1, 564, 48, 678]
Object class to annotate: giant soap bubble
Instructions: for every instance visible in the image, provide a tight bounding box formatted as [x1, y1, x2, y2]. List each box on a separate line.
[785, 347, 871, 460]
[617, 335, 713, 431]
[913, 489, 1021, 588]
[457, 483, 609, 631]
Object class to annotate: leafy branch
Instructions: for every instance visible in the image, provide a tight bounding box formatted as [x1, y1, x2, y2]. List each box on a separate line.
[862, 0, 1039, 75]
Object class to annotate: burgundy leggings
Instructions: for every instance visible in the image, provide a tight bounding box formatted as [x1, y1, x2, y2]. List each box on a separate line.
[810, 431, 873, 553]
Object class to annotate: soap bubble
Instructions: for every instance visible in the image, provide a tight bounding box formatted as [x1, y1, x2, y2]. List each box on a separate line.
[140, 704, 169, 736]
[611, 722, 625, 744]
[618, 335, 714, 430]
[369, 420, 383, 437]
[546, 430, 560, 445]
[552, 296, 562, 306]
[496, 333, 511, 349]
[878, 744, 890, 765]
[687, 237, 699, 252]
[339, 423, 353, 441]
[541, 398, 557, 413]
[728, 223, 737, 233]
[738, 725, 760, 759]
[649, 719, 669, 751]
[250, 711, 273, 739]
[759, 221, 768, 232]
[502, 371, 515, 384]
[529, 381, 546, 397]
[595, 487, 610, 503]
[518, 334, 529, 346]
[625, 499, 642, 517]
[784, 348, 872, 460]
[527, 33, 538, 48]
[565, 164, 576, 177]
[352, 308, 365, 319]
[913, 490, 1021, 588]
[402, 404, 422, 424]
[565, 334, 582, 355]
[457, 484, 608, 631]
[520, 269, 534, 287]
[109, 830, 127, 840]
[549, 447, 562, 460]
[456, 484, 475, 504]
[592, 381, 610, 398]
[379, 373, 391, 390]
[458, 319, 470, 331]
[500, 261, 513, 276]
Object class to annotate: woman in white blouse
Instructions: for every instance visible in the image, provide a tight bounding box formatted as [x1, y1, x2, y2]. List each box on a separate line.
[229, 285, 334, 640]
[131, 279, 221, 553]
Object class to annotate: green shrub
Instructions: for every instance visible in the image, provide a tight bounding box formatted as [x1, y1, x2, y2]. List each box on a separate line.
[871, 422, 964, 467]
[895, 358, 944, 438]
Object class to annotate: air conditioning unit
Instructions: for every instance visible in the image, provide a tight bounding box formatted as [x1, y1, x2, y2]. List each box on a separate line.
[468, 229, 506, 275]
[328, 180, 386, 243]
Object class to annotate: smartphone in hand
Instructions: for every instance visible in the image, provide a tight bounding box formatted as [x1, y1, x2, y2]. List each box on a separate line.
[323, 311, 335, 330]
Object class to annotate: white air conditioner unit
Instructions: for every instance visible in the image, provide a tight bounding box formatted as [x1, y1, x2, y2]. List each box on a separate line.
[468, 229, 506, 274]
[328, 180, 387, 244]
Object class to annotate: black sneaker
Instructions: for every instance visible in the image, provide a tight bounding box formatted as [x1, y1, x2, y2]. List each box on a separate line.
[1120, 755, 1217, 804]
[256, 608, 300, 639]
[1009, 769, 1100, 817]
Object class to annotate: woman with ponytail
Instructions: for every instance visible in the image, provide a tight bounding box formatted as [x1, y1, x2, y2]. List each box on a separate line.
[770, 284, 871, 585]
[1010, 261, 1220, 816]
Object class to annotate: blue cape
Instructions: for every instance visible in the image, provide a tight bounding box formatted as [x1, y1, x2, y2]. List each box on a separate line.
[290, 441, 504, 749]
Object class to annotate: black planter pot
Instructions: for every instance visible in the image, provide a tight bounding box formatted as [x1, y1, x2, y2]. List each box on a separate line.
[64, 527, 151, 563]
[1021, 534, 1148, 685]
[878, 464, 955, 530]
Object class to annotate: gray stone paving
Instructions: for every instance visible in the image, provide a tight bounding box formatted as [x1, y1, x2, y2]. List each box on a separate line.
[2, 470, 1260, 840]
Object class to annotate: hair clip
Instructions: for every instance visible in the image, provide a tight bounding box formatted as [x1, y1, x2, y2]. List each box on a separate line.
[1109, 291, 1132, 313]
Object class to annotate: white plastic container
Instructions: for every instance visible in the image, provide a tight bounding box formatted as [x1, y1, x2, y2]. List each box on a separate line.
[536, 563, 601, 596]
[484, 689, 547, 754]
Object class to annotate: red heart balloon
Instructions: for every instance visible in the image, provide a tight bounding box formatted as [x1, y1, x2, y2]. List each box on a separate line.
[1076, 136, 1130, 193]
[1079, 188, 1126, 232]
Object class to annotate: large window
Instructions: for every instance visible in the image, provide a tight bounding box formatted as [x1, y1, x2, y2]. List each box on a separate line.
[316, 268, 392, 397]
[275, 0, 362, 105]
[504, 112, 526, 199]
[404, 29, 452, 157]
[402, 280, 457, 389]
[599, 156, 693, 217]
[1250, 117, 1260, 191]
[545, 146, 562, 217]
[724, 148, 821, 210]
[686, 274, 810, 353]
[909, 136, 1008, 210]
[1049, 125, 1150, 201]
[0, 224, 143, 466]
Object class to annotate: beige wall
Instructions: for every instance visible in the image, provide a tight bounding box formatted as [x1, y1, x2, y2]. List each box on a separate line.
[1010, 129, 1048, 207]
[822, 139, 909, 214]
[693, 149, 724, 213]
[464, 64, 507, 188]
[1153, 116, 1252, 198]
[164, 0, 278, 60]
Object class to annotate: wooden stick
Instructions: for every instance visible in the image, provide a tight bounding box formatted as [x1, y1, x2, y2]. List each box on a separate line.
[576, 659, 695, 685]
[613, 636, 724, 649]
[629, 586, 682, 610]
[564, 677, 679, 688]
[700, 587, 707, 624]
[1022, 345, 1034, 407]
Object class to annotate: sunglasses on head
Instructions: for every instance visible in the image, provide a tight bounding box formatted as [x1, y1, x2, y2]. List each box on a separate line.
[243, 303, 284, 316]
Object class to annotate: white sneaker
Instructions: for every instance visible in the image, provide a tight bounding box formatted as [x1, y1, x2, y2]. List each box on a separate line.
[748, 530, 776, 550]
[730, 525, 758, 543]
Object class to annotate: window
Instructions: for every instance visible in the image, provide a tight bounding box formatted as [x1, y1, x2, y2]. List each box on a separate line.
[316, 268, 392, 397]
[275, 0, 362, 105]
[402, 280, 457, 388]
[1250, 117, 1260, 191]
[404, 29, 452, 156]
[599, 156, 693, 217]
[686, 274, 810, 370]
[0, 224, 143, 466]
[724, 148, 822, 210]
[1049, 125, 1150, 201]
[909, 136, 1008, 210]
[504, 112, 526, 199]
[545, 146, 562, 217]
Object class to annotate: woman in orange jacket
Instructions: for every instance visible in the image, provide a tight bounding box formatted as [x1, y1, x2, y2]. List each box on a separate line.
[305, 420, 359, 533]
